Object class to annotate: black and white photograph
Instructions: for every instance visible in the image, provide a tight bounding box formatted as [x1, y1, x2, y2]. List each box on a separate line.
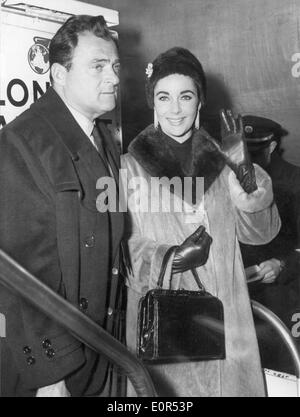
[0, 0, 300, 399]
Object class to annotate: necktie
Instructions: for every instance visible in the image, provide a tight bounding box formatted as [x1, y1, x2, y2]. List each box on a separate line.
[92, 125, 111, 173]
[92, 125, 119, 185]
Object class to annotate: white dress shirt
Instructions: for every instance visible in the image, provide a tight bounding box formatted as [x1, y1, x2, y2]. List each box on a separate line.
[65, 103, 99, 150]
[65, 102, 115, 178]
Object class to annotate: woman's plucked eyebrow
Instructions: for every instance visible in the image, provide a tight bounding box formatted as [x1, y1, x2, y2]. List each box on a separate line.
[155, 90, 170, 96]
[180, 90, 196, 95]
[155, 89, 196, 96]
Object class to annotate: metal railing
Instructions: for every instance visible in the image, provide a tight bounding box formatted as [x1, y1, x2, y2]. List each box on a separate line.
[0, 247, 299, 397]
[0, 249, 156, 397]
[252, 300, 300, 397]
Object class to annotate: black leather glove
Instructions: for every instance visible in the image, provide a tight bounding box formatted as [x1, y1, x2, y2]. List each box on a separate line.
[220, 109, 258, 194]
[172, 225, 212, 274]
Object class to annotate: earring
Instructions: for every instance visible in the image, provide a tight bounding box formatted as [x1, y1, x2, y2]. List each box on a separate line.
[195, 111, 200, 130]
[154, 109, 159, 129]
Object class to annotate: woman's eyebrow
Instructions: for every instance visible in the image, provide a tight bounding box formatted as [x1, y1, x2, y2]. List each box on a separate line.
[155, 89, 196, 96]
[180, 90, 196, 95]
[155, 91, 170, 96]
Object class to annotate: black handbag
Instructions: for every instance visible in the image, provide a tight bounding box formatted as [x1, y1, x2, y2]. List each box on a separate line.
[137, 247, 226, 363]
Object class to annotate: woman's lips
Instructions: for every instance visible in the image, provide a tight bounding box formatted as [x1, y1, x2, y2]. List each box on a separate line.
[167, 117, 185, 126]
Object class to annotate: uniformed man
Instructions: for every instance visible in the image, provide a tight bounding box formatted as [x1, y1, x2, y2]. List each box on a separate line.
[240, 115, 300, 285]
[240, 115, 300, 372]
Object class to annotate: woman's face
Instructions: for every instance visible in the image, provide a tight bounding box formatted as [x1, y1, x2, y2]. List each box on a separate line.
[154, 74, 200, 142]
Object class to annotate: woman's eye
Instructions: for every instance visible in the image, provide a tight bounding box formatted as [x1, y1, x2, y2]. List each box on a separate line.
[158, 96, 169, 101]
[181, 95, 193, 101]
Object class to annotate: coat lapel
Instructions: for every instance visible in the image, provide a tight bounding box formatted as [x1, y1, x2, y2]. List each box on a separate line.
[97, 121, 120, 186]
[31, 87, 110, 185]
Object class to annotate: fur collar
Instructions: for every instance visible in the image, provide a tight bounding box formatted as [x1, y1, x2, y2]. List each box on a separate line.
[128, 124, 226, 195]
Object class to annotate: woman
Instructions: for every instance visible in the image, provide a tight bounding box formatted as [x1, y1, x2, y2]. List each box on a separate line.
[121, 47, 280, 397]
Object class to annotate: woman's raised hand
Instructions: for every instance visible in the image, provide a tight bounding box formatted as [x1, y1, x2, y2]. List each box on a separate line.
[220, 109, 257, 194]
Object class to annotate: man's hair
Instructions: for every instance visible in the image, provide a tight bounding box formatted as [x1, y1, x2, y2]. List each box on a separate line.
[49, 15, 115, 77]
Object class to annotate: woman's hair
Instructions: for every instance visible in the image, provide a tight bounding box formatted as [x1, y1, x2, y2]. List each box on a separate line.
[145, 47, 206, 108]
[49, 15, 115, 73]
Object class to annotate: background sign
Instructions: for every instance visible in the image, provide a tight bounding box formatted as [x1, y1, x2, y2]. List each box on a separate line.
[0, 9, 57, 127]
[0, 1, 122, 146]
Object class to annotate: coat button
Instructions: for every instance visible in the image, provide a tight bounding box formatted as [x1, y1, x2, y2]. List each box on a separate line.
[23, 346, 32, 355]
[46, 348, 56, 359]
[112, 267, 118, 276]
[79, 298, 89, 312]
[42, 339, 52, 349]
[27, 356, 36, 366]
[84, 235, 95, 248]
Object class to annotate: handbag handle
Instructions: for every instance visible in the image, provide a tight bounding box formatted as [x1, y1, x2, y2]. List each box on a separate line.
[157, 246, 206, 291]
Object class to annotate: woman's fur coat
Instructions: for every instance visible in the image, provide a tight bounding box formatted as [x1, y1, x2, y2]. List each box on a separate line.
[121, 124, 280, 397]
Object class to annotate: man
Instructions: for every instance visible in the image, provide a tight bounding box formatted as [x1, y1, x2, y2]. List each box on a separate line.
[240, 115, 300, 287]
[0, 15, 125, 397]
[240, 115, 300, 372]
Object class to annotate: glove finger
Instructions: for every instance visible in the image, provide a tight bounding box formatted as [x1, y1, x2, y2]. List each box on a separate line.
[226, 109, 236, 132]
[204, 245, 211, 261]
[186, 225, 206, 243]
[237, 114, 244, 134]
[199, 231, 213, 247]
[220, 109, 231, 133]
[227, 109, 237, 133]
[202, 236, 212, 262]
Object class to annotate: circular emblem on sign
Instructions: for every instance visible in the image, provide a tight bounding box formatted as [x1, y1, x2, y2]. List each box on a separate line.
[244, 125, 254, 134]
[28, 37, 50, 75]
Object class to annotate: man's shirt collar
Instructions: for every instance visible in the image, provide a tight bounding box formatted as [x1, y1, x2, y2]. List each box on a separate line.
[65, 103, 94, 139]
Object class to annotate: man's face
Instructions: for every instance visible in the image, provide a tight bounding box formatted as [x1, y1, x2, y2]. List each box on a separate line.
[248, 142, 275, 169]
[62, 32, 120, 120]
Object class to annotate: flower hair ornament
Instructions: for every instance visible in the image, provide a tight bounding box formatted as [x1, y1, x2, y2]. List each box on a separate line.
[145, 63, 153, 78]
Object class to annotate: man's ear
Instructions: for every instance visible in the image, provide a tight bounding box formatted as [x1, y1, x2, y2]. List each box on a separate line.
[269, 140, 277, 154]
[50, 63, 68, 87]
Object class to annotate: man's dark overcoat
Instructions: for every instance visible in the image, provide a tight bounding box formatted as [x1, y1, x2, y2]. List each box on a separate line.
[0, 88, 125, 397]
